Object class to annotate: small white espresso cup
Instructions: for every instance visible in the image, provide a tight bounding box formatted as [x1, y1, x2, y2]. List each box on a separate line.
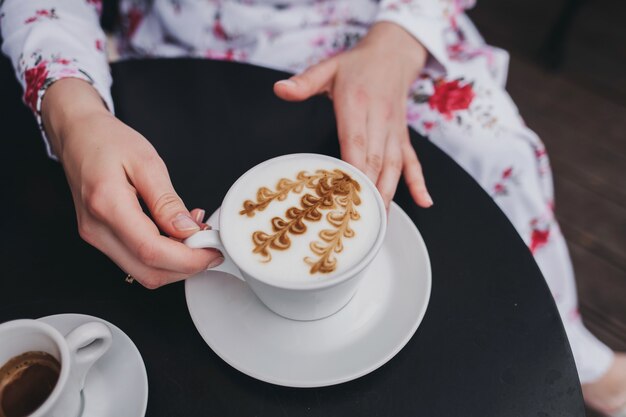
[0, 319, 112, 417]
[185, 153, 387, 321]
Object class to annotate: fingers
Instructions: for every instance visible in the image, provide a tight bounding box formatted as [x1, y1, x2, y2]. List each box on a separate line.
[83, 177, 221, 276]
[112, 189, 220, 273]
[402, 137, 433, 208]
[126, 149, 200, 239]
[334, 91, 367, 169]
[83, 224, 189, 289]
[363, 101, 388, 183]
[189, 208, 210, 230]
[376, 134, 404, 210]
[274, 58, 338, 102]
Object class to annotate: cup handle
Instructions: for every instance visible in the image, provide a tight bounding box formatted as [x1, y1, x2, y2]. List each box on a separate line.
[184, 230, 245, 281]
[65, 322, 113, 390]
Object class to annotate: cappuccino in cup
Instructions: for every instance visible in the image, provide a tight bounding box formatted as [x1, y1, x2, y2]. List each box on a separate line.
[220, 156, 382, 285]
[186, 154, 387, 320]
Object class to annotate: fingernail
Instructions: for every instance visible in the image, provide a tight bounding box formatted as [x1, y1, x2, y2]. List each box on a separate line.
[173, 213, 200, 231]
[208, 256, 224, 269]
[193, 209, 205, 223]
[276, 79, 297, 88]
[424, 192, 434, 207]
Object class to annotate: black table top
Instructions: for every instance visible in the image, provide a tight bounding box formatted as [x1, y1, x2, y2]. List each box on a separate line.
[0, 57, 584, 417]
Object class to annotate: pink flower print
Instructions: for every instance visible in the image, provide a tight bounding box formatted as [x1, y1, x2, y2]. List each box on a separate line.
[568, 308, 581, 322]
[405, 108, 420, 124]
[494, 183, 506, 195]
[311, 35, 326, 48]
[25, 9, 58, 24]
[535, 147, 547, 159]
[54, 58, 72, 65]
[493, 167, 514, 196]
[57, 68, 79, 77]
[204, 49, 247, 62]
[86, 0, 103, 14]
[95, 39, 104, 52]
[450, 15, 458, 30]
[24, 62, 49, 112]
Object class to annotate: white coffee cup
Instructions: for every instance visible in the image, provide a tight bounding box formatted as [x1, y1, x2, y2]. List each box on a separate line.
[0, 319, 112, 417]
[185, 153, 387, 321]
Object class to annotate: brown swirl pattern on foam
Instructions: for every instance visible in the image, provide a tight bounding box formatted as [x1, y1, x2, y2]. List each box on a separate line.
[239, 169, 361, 274]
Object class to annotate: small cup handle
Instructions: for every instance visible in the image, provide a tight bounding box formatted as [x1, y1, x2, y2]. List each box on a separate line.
[184, 230, 245, 281]
[65, 322, 113, 390]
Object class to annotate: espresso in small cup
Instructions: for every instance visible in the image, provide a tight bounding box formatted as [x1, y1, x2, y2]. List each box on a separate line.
[221, 155, 382, 285]
[0, 319, 112, 417]
[0, 351, 60, 417]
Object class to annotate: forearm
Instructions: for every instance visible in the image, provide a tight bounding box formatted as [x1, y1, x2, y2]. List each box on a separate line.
[41, 78, 111, 161]
[0, 0, 114, 157]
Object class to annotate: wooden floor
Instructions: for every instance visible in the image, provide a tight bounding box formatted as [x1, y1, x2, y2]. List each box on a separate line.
[469, 1, 626, 413]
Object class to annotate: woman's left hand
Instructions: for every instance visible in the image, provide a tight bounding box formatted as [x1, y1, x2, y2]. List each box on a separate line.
[274, 21, 433, 210]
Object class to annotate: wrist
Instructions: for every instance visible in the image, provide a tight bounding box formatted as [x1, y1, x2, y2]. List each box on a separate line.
[41, 78, 111, 158]
[362, 22, 428, 73]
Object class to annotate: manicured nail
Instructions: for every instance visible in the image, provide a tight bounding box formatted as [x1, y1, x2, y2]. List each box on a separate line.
[172, 213, 200, 231]
[276, 79, 297, 88]
[208, 256, 225, 269]
[424, 192, 434, 207]
[193, 209, 205, 224]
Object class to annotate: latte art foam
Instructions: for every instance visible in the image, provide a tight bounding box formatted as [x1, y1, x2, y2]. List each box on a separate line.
[220, 155, 382, 285]
[241, 169, 361, 274]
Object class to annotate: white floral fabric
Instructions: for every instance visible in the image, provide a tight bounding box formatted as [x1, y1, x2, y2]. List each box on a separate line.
[0, 0, 613, 383]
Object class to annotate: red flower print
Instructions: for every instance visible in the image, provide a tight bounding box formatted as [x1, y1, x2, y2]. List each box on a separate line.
[213, 20, 228, 40]
[423, 121, 435, 131]
[494, 183, 506, 195]
[127, 8, 143, 37]
[55, 58, 71, 65]
[95, 39, 104, 52]
[25, 16, 37, 24]
[502, 167, 513, 179]
[428, 79, 475, 120]
[529, 228, 550, 254]
[24, 62, 49, 112]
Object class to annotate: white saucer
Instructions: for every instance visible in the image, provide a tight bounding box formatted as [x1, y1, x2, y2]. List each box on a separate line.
[38, 314, 148, 417]
[185, 202, 431, 387]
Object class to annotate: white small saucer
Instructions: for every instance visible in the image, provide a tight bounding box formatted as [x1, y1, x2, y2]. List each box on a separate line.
[186, 202, 431, 387]
[38, 314, 148, 417]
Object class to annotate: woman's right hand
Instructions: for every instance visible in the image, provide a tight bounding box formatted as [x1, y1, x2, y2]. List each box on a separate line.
[41, 78, 222, 288]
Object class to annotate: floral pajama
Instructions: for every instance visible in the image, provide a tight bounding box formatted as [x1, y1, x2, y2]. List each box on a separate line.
[0, 0, 614, 383]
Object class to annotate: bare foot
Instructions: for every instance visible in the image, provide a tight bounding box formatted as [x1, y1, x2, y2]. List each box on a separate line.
[583, 353, 626, 416]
